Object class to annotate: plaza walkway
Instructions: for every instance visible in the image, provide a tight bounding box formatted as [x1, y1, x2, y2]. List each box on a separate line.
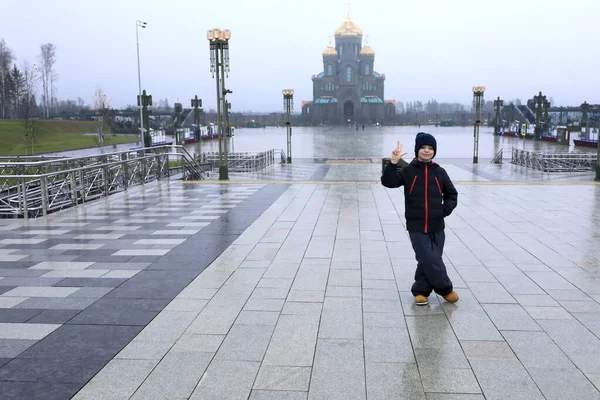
[1, 160, 600, 399]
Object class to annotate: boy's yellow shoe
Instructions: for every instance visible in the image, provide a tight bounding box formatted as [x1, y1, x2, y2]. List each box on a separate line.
[414, 295, 429, 306]
[443, 291, 459, 303]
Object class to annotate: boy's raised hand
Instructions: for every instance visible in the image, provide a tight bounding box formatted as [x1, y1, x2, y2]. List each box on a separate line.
[391, 141, 407, 164]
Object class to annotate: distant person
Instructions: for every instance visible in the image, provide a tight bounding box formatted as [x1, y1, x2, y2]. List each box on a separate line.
[362, 125, 365, 130]
[381, 132, 459, 306]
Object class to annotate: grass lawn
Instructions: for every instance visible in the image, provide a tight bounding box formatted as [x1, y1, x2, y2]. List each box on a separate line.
[0, 120, 138, 156]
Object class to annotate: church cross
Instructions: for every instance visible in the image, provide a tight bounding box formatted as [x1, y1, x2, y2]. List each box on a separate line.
[345, 0, 352, 17]
[365, 34, 369, 45]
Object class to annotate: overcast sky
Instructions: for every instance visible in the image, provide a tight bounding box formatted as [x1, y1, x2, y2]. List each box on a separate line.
[2, 0, 599, 112]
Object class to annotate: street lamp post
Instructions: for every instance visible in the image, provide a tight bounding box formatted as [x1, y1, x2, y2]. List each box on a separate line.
[191, 95, 202, 150]
[472, 86, 485, 164]
[207, 28, 232, 181]
[533, 91, 546, 141]
[581, 101, 589, 140]
[543, 98, 551, 137]
[137, 90, 152, 148]
[282, 89, 294, 163]
[493, 96, 503, 134]
[136, 20, 147, 146]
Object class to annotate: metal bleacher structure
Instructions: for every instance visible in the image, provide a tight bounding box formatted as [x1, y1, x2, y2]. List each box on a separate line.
[492, 147, 598, 173]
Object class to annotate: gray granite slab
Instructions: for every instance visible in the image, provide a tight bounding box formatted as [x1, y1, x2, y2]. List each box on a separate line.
[190, 360, 260, 400]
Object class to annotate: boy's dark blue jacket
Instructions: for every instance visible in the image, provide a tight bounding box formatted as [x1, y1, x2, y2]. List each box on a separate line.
[381, 159, 458, 233]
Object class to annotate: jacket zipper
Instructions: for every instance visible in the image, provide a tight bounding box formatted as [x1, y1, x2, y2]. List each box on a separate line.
[435, 177, 442, 195]
[409, 176, 417, 194]
[425, 165, 429, 233]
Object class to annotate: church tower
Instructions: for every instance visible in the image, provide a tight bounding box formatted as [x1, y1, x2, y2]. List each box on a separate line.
[334, 15, 362, 123]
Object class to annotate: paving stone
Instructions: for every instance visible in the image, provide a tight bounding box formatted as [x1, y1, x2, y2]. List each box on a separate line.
[0, 381, 81, 400]
[482, 303, 541, 331]
[67, 298, 168, 326]
[310, 338, 366, 400]
[0, 356, 107, 384]
[263, 313, 320, 367]
[325, 286, 362, 297]
[470, 359, 544, 400]
[282, 302, 322, 315]
[0, 339, 38, 357]
[527, 367, 600, 400]
[18, 324, 142, 361]
[1, 286, 80, 298]
[115, 339, 174, 360]
[425, 395, 485, 400]
[0, 277, 64, 287]
[253, 365, 311, 391]
[251, 287, 290, 299]
[287, 290, 325, 302]
[185, 304, 242, 335]
[363, 299, 403, 313]
[244, 298, 285, 312]
[27, 309, 81, 324]
[235, 310, 280, 325]
[415, 346, 471, 369]
[461, 340, 516, 361]
[328, 270, 361, 287]
[514, 294, 560, 307]
[525, 306, 574, 320]
[250, 390, 308, 400]
[502, 330, 574, 369]
[366, 361, 425, 400]
[189, 360, 260, 400]
[445, 310, 503, 341]
[131, 351, 213, 399]
[170, 334, 225, 353]
[364, 326, 414, 363]
[0, 323, 60, 340]
[419, 366, 481, 394]
[467, 282, 516, 303]
[14, 297, 99, 310]
[0, 309, 42, 323]
[215, 324, 274, 361]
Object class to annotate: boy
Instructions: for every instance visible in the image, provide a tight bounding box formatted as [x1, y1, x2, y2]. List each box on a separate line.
[381, 132, 459, 305]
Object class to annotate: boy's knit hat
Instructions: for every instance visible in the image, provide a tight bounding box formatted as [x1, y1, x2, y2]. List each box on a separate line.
[414, 132, 437, 158]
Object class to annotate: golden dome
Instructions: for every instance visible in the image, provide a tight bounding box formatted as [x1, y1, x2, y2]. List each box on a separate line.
[323, 45, 338, 56]
[359, 44, 375, 56]
[334, 16, 363, 37]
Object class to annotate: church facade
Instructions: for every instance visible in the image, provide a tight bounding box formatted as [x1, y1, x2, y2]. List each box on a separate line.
[302, 16, 396, 125]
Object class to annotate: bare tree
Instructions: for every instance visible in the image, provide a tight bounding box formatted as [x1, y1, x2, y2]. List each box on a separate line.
[22, 61, 40, 154]
[51, 70, 59, 115]
[93, 88, 112, 150]
[0, 39, 14, 119]
[39, 43, 56, 118]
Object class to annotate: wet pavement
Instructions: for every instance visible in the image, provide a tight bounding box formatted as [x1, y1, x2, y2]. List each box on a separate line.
[1, 153, 600, 399]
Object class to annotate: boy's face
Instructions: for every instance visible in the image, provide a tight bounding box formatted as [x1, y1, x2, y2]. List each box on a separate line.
[417, 145, 434, 162]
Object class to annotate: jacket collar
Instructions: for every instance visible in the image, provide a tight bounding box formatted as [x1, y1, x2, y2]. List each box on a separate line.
[409, 158, 437, 168]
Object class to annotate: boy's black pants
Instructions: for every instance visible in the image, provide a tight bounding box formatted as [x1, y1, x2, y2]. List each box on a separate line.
[409, 231, 453, 297]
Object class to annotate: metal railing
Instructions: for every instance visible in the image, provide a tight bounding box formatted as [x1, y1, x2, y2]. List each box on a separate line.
[491, 148, 511, 164]
[195, 149, 285, 173]
[0, 145, 206, 219]
[510, 148, 598, 172]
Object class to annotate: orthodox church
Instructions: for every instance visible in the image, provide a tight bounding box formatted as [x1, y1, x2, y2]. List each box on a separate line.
[302, 15, 396, 125]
